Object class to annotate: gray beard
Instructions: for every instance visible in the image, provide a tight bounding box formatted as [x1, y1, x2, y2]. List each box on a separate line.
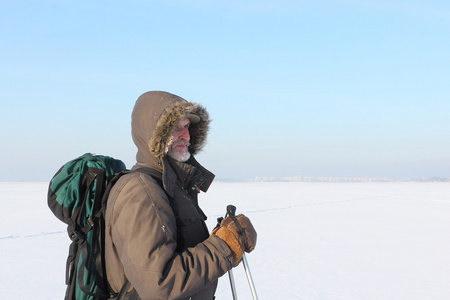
[167, 139, 191, 162]
[168, 148, 191, 162]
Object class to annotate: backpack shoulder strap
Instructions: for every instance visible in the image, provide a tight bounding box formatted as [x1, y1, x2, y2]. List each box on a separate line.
[133, 167, 163, 188]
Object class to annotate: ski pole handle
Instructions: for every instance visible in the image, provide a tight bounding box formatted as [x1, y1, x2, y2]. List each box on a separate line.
[227, 205, 237, 217]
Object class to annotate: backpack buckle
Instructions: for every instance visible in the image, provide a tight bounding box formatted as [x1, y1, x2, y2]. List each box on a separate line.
[68, 228, 85, 242]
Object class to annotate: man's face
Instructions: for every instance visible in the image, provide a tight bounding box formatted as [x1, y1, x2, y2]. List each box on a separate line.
[167, 117, 191, 162]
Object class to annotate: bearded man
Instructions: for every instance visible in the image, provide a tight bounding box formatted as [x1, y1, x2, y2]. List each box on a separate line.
[104, 91, 257, 300]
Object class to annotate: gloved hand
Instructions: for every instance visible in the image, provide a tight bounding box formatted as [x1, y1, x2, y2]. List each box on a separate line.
[212, 214, 257, 266]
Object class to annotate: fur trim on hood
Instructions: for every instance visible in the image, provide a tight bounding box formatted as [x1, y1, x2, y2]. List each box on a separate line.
[150, 100, 210, 157]
[131, 91, 211, 169]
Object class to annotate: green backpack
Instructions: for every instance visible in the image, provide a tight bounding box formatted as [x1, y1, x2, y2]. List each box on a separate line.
[48, 153, 127, 300]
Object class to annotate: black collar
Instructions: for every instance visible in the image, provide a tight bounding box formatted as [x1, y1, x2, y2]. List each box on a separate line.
[162, 155, 215, 197]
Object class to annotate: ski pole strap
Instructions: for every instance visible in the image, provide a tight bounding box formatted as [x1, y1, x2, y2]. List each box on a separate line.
[226, 205, 249, 250]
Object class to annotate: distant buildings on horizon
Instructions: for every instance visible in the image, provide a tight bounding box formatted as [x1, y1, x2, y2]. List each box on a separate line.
[252, 176, 450, 183]
[216, 176, 450, 183]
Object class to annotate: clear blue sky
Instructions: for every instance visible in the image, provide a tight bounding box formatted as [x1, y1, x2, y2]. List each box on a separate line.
[1, 0, 449, 181]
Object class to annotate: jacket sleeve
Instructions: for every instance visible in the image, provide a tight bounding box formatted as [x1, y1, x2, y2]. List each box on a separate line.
[109, 173, 234, 299]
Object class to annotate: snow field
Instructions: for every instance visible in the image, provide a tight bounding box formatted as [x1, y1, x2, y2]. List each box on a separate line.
[0, 182, 449, 299]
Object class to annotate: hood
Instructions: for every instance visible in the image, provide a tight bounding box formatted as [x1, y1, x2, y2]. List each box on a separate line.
[131, 91, 211, 171]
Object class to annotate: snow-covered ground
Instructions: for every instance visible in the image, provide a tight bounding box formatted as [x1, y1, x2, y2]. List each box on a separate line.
[1, 182, 449, 299]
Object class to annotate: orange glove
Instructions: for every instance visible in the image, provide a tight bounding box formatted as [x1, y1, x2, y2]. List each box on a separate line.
[212, 214, 257, 266]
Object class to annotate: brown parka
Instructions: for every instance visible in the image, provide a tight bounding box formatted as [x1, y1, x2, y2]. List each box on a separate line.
[104, 91, 234, 300]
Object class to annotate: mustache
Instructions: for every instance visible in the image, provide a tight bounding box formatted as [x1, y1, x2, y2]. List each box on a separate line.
[173, 140, 190, 147]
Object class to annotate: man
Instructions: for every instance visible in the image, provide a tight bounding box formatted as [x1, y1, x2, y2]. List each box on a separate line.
[105, 91, 257, 300]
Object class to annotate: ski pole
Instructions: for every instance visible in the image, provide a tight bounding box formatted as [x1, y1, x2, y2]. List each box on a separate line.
[226, 205, 259, 300]
[242, 253, 259, 300]
[228, 268, 239, 300]
[224, 205, 239, 299]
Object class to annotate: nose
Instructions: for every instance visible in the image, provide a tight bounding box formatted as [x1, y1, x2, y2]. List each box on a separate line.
[180, 127, 190, 141]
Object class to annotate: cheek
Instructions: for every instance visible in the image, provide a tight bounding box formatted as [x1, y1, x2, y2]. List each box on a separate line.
[171, 135, 180, 145]
[169, 135, 183, 151]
